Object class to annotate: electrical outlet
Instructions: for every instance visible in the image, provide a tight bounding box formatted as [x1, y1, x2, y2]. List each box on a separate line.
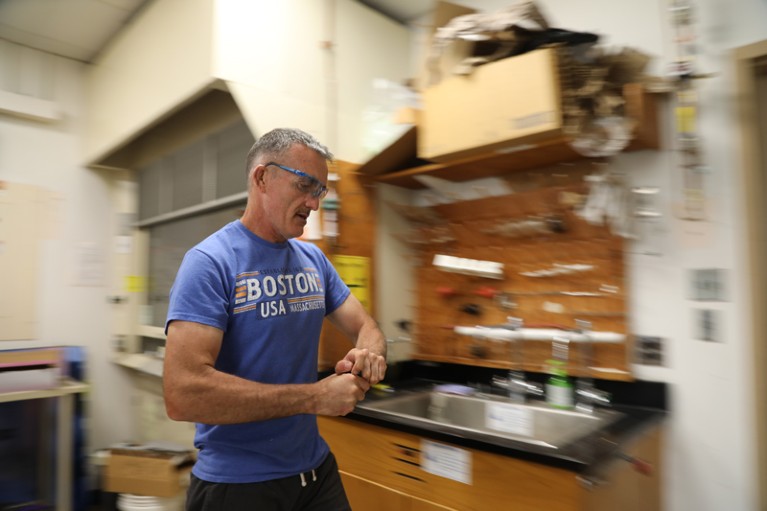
[635, 336, 664, 366]
[694, 309, 723, 342]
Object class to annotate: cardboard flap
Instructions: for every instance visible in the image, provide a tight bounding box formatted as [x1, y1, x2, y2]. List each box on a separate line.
[356, 126, 430, 176]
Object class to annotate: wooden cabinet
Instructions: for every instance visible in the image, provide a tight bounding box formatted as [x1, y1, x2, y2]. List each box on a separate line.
[340, 472, 457, 511]
[318, 416, 661, 511]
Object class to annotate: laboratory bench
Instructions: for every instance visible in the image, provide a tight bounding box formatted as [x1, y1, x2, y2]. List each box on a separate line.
[318, 361, 667, 511]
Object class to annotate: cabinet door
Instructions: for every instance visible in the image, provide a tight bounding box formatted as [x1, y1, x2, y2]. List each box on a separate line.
[340, 471, 456, 511]
[582, 426, 662, 511]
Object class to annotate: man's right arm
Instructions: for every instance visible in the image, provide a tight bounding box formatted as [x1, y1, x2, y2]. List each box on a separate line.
[162, 320, 369, 424]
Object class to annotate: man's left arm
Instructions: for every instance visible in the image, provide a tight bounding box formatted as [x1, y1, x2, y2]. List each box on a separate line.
[327, 293, 387, 384]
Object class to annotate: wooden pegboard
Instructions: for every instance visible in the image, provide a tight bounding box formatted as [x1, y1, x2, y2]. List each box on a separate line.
[400, 164, 631, 380]
[317, 161, 378, 370]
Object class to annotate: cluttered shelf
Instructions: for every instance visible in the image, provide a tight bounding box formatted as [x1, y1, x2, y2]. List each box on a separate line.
[355, 45, 662, 189]
[357, 88, 660, 189]
[0, 346, 89, 511]
[368, 131, 584, 189]
[361, 124, 660, 190]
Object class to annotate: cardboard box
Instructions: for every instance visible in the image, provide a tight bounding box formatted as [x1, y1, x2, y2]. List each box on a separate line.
[392, 106, 420, 125]
[417, 1, 550, 91]
[0, 347, 64, 392]
[104, 448, 194, 497]
[415, 1, 476, 91]
[418, 48, 563, 162]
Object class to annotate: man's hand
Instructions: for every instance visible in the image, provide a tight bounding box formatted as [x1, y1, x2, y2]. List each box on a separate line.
[334, 347, 387, 385]
[314, 372, 370, 416]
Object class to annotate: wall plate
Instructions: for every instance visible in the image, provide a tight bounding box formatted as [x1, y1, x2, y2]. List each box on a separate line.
[635, 335, 664, 366]
[689, 268, 728, 301]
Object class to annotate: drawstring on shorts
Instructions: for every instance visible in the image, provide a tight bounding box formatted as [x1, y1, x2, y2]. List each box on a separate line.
[299, 469, 317, 487]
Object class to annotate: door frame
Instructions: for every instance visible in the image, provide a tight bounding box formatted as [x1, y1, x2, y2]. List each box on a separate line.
[734, 39, 767, 511]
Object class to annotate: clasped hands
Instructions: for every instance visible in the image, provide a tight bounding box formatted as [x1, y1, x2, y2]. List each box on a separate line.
[334, 347, 386, 385]
[316, 348, 387, 417]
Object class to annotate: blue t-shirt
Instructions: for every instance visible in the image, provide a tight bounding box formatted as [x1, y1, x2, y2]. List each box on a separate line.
[165, 220, 351, 483]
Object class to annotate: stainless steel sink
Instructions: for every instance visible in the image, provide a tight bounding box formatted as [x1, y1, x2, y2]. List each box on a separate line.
[356, 389, 623, 449]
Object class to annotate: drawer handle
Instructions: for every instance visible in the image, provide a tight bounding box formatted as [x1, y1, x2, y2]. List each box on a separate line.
[393, 471, 426, 483]
[617, 452, 654, 476]
[394, 457, 420, 468]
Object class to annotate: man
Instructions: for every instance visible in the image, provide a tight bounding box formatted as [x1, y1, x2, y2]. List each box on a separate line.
[163, 127, 387, 510]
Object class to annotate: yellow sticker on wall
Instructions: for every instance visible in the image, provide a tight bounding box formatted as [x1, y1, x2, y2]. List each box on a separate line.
[124, 275, 146, 293]
[333, 255, 370, 312]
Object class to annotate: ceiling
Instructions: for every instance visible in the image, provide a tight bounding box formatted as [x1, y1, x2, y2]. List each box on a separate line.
[358, 0, 434, 24]
[0, 0, 151, 63]
[0, 0, 434, 64]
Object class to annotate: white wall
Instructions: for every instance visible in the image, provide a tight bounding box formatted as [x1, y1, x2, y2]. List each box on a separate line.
[0, 42, 135, 452]
[84, 0, 216, 166]
[400, 1, 767, 510]
[216, 0, 412, 163]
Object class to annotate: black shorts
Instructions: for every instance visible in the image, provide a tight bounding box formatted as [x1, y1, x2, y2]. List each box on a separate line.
[185, 452, 352, 511]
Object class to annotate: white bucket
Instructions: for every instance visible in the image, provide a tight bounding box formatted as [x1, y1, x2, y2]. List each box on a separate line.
[116, 493, 183, 511]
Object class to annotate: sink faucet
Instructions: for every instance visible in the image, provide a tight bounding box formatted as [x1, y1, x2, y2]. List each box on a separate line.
[574, 320, 612, 413]
[491, 317, 544, 403]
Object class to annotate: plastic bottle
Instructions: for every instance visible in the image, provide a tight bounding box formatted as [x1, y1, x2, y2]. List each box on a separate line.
[545, 360, 574, 409]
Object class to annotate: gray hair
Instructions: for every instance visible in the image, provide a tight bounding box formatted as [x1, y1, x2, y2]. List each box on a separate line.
[245, 128, 333, 176]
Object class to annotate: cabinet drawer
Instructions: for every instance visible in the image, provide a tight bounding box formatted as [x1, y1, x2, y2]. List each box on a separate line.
[319, 417, 581, 511]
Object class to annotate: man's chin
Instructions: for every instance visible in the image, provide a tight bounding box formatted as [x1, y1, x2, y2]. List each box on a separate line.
[290, 218, 307, 239]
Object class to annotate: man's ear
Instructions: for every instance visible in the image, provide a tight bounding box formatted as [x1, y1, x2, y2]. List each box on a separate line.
[252, 164, 267, 190]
